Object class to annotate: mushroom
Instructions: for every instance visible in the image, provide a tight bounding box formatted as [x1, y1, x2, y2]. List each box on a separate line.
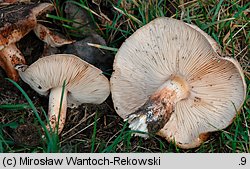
[110, 17, 246, 149]
[0, 3, 53, 81]
[33, 23, 74, 48]
[15, 54, 110, 134]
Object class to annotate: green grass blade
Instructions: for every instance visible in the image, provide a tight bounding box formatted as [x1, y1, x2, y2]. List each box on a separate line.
[0, 125, 14, 153]
[56, 80, 67, 134]
[101, 122, 128, 153]
[212, 0, 224, 22]
[91, 112, 98, 153]
[113, 6, 143, 26]
[0, 104, 31, 110]
[46, 14, 83, 24]
[0, 127, 4, 153]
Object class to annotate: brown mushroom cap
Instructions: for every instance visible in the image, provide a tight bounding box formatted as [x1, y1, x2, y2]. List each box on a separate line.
[33, 23, 75, 48]
[0, 3, 53, 49]
[110, 17, 246, 149]
[16, 54, 110, 133]
[0, 3, 53, 81]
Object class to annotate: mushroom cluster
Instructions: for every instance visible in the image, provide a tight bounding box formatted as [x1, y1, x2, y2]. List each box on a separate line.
[16, 54, 110, 134]
[110, 17, 246, 149]
[0, 2, 73, 81]
[1, 2, 110, 136]
[1, 2, 246, 149]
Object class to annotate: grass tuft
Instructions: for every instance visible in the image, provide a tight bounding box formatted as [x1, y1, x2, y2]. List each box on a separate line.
[4, 79, 60, 153]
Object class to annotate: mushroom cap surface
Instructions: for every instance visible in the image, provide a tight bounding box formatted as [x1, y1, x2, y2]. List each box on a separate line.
[110, 17, 246, 148]
[17, 54, 110, 106]
[0, 3, 53, 50]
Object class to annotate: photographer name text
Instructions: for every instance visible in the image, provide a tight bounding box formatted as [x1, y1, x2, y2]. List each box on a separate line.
[1, 156, 161, 167]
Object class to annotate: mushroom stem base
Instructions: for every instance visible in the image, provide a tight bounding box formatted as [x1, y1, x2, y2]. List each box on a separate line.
[47, 86, 68, 134]
[126, 76, 189, 137]
[126, 88, 176, 137]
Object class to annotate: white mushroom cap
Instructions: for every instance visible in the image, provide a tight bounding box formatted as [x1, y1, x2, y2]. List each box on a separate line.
[16, 54, 110, 133]
[110, 17, 246, 149]
[17, 54, 110, 105]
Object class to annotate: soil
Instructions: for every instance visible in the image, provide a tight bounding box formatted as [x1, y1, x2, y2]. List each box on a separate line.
[0, 75, 123, 152]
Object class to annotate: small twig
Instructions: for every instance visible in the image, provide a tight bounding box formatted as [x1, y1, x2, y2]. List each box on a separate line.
[87, 43, 118, 52]
[225, 21, 249, 46]
[61, 112, 96, 137]
[60, 117, 100, 144]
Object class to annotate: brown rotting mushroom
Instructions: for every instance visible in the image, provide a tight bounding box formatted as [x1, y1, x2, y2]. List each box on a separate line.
[0, 3, 53, 81]
[0, 2, 73, 81]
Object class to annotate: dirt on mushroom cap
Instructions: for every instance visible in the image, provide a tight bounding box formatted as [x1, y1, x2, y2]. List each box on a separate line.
[0, 3, 38, 27]
[0, 4, 38, 48]
[0, 3, 54, 49]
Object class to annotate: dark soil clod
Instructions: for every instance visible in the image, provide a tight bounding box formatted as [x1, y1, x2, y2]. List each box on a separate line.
[13, 123, 42, 147]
